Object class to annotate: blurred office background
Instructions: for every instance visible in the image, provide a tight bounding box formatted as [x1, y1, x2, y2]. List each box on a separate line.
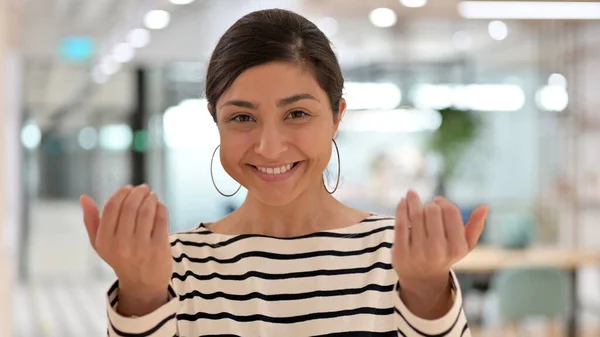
[1, 0, 600, 336]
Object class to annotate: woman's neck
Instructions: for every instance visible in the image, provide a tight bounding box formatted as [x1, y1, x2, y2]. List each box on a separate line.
[212, 184, 368, 237]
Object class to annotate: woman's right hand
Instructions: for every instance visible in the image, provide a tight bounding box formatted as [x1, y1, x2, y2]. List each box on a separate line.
[80, 184, 173, 316]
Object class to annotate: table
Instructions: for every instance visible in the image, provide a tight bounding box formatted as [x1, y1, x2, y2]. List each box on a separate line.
[455, 246, 600, 272]
[454, 246, 600, 337]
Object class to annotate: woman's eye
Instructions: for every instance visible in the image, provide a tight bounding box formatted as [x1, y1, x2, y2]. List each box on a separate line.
[233, 114, 254, 123]
[287, 110, 309, 119]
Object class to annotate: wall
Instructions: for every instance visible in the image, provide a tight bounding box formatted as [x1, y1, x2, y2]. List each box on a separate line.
[0, 0, 22, 335]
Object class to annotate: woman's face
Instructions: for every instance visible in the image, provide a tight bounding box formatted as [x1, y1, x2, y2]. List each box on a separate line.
[214, 62, 345, 206]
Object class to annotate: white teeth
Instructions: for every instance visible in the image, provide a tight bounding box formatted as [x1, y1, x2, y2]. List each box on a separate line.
[257, 164, 294, 175]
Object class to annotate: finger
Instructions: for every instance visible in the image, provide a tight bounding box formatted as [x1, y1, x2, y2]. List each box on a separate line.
[136, 192, 158, 239]
[393, 198, 409, 256]
[434, 197, 465, 242]
[117, 184, 151, 237]
[98, 185, 133, 238]
[465, 205, 489, 250]
[424, 202, 445, 243]
[406, 190, 425, 245]
[152, 202, 170, 243]
[435, 197, 467, 261]
[80, 195, 100, 249]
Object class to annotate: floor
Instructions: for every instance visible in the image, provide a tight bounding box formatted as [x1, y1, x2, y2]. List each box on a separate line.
[13, 280, 112, 337]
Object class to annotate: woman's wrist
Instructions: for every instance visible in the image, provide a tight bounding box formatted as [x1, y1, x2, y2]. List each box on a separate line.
[117, 283, 170, 317]
[398, 273, 454, 319]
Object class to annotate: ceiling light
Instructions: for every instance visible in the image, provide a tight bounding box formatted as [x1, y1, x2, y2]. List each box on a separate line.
[548, 73, 567, 88]
[369, 8, 397, 28]
[400, 0, 428, 8]
[340, 108, 441, 133]
[100, 56, 120, 75]
[21, 123, 42, 150]
[112, 43, 135, 63]
[458, 1, 600, 20]
[536, 85, 569, 112]
[345, 82, 402, 110]
[169, 0, 195, 4]
[78, 127, 98, 150]
[99, 125, 133, 151]
[488, 20, 508, 41]
[412, 84, 526, 112]
[127, 28, 151, 48]
[144, 10, 170, 30]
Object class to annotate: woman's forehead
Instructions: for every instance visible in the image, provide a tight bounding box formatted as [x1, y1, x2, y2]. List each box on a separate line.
[219, 62, 327, 104]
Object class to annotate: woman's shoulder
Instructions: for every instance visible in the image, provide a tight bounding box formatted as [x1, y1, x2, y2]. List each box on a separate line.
[167, 223, 214, 249]
[361, 214, 395, 223]
[168, 222, 211, 237]
[357, 214, 396, 228]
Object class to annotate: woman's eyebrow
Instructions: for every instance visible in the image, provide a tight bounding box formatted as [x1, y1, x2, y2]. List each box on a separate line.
[220, 93, 319, 110]
[277, 93, 320, 107]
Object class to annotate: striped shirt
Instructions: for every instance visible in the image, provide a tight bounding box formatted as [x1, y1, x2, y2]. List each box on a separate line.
[106, 215, 470, 337]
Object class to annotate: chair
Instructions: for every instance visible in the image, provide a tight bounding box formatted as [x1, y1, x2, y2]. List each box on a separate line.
[487, 267, 571, 337]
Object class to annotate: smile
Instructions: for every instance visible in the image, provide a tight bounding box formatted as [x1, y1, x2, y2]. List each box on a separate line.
[249, 162, 302, 182]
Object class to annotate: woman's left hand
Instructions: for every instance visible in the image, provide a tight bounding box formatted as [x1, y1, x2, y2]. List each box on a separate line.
[391, 190, 488, 297]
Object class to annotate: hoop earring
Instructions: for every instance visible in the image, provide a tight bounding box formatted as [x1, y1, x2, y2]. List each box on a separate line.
[210, 145, 241, 197]
[323, 139, 341, 194]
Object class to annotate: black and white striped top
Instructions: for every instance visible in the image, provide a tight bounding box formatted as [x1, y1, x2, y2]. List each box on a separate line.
[106, 215, 470, 337]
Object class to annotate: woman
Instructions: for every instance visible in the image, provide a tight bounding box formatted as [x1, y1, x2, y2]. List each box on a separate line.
[80, 8, 488, 337]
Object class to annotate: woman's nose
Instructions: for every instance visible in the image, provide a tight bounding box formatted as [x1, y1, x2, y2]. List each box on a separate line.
[255, 126, 288, 160]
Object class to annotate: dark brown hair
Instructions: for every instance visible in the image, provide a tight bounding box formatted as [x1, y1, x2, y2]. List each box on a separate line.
[205, 9, 344, 122]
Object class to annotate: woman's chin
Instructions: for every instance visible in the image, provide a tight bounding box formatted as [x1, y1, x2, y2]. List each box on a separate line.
[251, 188, 300, 207]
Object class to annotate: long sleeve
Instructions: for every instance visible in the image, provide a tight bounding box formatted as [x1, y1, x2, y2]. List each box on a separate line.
[394, 270, 470, 337]
[106, 280, 179, 337]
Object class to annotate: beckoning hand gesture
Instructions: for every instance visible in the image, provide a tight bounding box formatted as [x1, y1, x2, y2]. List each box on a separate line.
[392, 190, 488, 296]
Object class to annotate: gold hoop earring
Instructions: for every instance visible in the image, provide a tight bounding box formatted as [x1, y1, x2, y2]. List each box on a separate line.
[210, 145, 241, 197]
[323, 139, 341, 194]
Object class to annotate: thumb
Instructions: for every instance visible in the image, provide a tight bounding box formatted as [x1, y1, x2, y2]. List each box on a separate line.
[80, 195, 100, 249]
[465, 205, 489, 251]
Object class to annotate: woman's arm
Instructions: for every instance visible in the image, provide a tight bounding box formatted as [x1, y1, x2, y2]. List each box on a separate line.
[394, 271, 470, 337]
[106, 280, 180, 337]
[399, 271, 454, 319]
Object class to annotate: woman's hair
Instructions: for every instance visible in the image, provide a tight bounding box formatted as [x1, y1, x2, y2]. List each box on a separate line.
[205, 9, 344, 122]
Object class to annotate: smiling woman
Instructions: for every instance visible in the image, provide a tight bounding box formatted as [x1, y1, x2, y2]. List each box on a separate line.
[79, 8, 487, 337]
[210, 61, 342, 207]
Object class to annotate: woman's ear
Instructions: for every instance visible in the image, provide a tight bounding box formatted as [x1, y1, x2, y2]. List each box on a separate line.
[332, 98, 346, 137]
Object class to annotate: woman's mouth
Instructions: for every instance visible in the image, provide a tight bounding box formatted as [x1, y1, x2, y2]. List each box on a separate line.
[251, 162, 300, 175]
[248, 161, 302, 182]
